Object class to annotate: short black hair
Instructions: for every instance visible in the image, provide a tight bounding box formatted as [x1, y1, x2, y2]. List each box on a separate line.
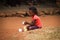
[29, 7, 38, 15]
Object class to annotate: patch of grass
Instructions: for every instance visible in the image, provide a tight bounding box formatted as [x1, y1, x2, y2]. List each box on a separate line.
[2, 27, 60, 40]
[24, 27, 60, 40]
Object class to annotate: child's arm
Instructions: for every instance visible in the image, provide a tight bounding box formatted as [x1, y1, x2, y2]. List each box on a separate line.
[24, 20, 36, 26]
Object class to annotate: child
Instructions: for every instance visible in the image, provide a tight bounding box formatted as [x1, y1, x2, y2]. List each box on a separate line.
[23, 7, 42, 31]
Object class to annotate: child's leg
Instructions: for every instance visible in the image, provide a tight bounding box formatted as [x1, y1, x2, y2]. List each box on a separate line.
[23, 25, 32, 31]
[27, 26, 39, 30]
[23, 26, 40, 31]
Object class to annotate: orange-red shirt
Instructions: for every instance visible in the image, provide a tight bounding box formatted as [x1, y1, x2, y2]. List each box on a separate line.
[32, 15, 42, 27]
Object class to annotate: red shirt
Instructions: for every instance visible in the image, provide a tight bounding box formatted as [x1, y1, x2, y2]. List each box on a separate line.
[32, 15, 42, 27]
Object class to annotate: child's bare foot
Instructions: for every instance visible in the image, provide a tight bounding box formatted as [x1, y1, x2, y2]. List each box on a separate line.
[23, 26, 27, 32]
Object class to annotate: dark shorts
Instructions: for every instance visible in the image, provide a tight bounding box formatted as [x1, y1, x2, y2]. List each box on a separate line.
[27, 26, 42, 30]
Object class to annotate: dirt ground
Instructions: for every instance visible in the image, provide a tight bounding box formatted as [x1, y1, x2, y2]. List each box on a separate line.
[0, 15, 60, 40]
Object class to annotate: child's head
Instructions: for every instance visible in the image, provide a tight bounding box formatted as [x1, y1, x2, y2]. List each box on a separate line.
[29, 7, 38, 16]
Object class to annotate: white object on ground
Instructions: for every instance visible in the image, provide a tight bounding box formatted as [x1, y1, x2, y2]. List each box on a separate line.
[22, 21, 25, 24]
[18, 28, 23, 32]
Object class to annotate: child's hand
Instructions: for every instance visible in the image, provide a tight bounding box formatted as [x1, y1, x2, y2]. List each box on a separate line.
[22, 21, 28, 25]
[24, 21, 28, 25]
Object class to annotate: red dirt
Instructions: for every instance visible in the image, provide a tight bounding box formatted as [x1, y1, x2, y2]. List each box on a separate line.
[0, 15, 60, 40]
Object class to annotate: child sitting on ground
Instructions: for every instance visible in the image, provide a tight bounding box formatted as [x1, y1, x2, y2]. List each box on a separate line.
[23, 7, 42, 31]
